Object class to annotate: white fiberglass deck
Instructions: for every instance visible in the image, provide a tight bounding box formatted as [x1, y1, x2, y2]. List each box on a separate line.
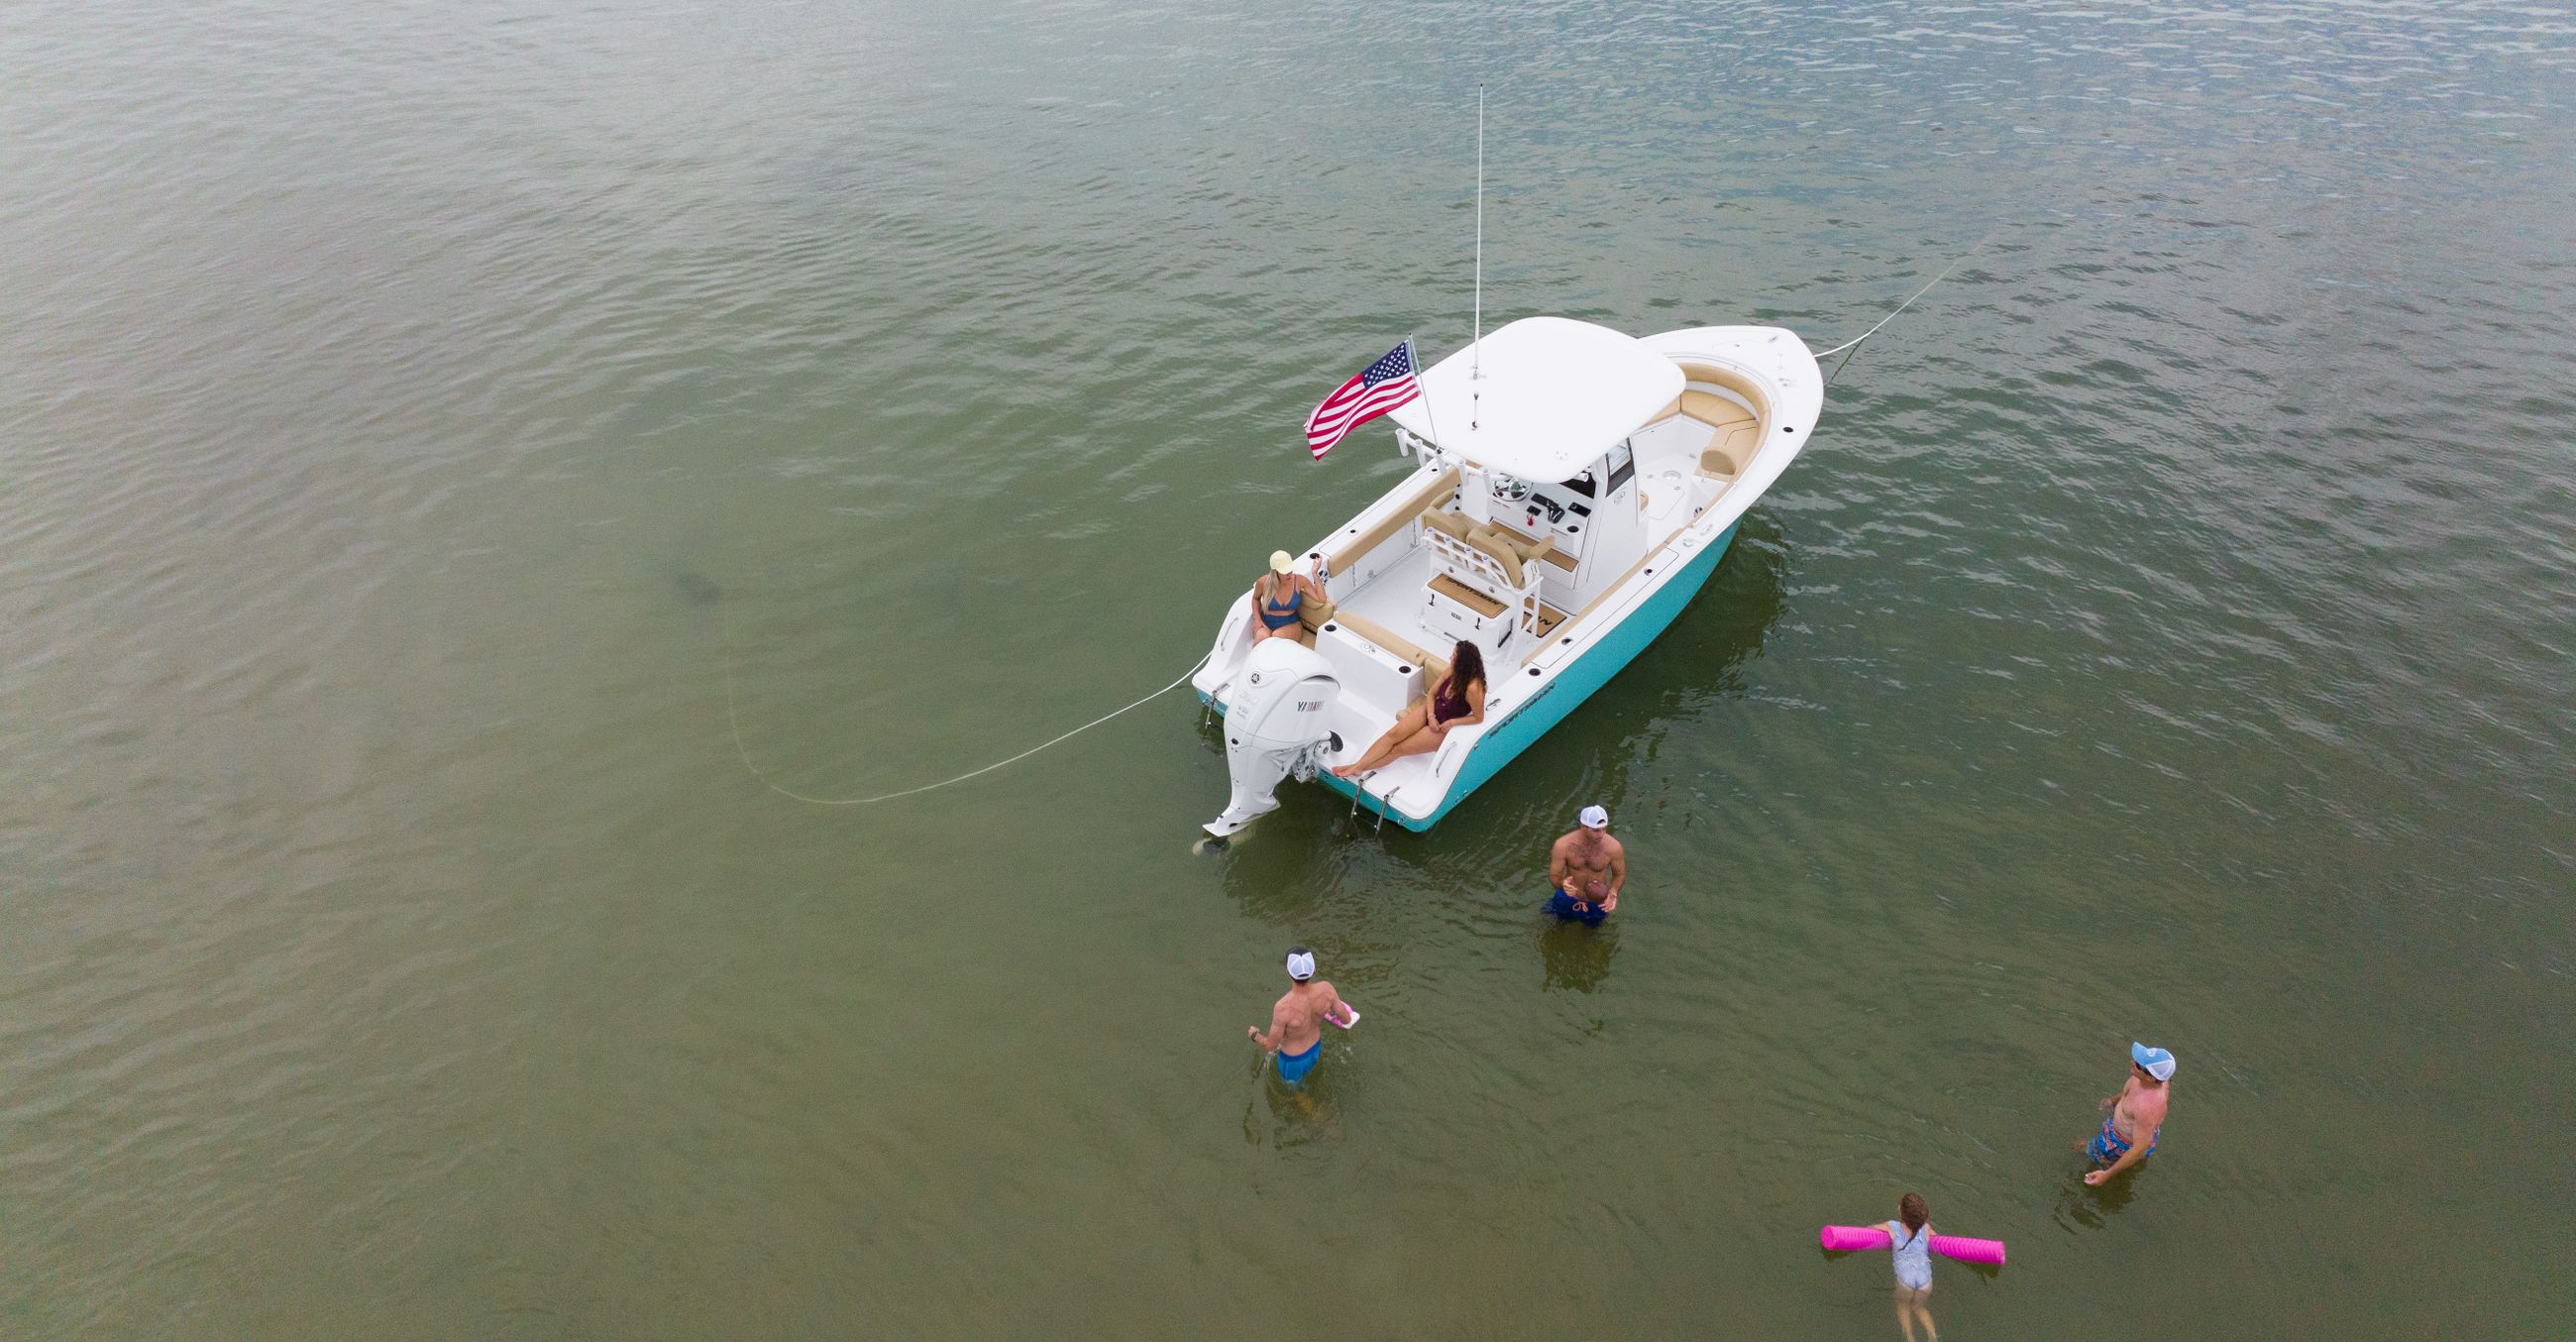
[1332, 546, 1438, 653]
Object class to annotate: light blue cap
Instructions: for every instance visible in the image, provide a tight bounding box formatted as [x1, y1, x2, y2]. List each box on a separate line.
[2130, 1042, 2176, 1081]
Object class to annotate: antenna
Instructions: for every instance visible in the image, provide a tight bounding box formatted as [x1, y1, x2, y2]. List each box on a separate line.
[1471, 83, 1483, 429]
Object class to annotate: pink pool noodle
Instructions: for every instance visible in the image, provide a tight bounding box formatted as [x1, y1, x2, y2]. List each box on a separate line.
[1929, 1234, 2005, 1266]
[1817, 1225, 2006, 1267]
[1818, 1224, 1891, 1252]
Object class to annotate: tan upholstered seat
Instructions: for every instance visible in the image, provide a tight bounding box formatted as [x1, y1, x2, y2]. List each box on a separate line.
[1701, 420, 1760, 478]
[1679, 390, 1755, 432]
[1329, 611, 1436, 671]
[1652, 373, 1762, 481]
[1483, 525, 1556, 569]
[1430, 512, 1550, 583]
[1292, 596, 1339, 647]
[1428, 573, 1506, 619]
[1463, 526, 1526, 589]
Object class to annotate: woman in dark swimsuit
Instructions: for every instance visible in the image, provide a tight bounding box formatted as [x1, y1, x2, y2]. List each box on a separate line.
[1332, 640, 1487, 779]
[1248, 549, 1324, 643]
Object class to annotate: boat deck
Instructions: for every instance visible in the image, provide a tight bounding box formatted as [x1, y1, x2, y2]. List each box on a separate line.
[1335, 546, 1438, 647]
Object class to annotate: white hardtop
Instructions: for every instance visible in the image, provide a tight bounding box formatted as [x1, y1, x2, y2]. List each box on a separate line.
[1387, 316, 1684, 482]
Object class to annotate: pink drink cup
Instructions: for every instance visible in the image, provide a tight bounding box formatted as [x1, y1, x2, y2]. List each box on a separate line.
[1817, 1225, 2006, 1267]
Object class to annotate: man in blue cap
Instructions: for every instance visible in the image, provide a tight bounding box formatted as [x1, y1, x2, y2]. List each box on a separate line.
[2084, 1042, 2176, 1185]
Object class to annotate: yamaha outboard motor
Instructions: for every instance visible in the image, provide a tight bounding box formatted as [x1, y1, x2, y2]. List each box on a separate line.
[1205, 638, 1342, 838]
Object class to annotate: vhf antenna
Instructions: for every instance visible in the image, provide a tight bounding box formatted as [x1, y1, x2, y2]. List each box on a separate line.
[1470, 83, 1483, 430]
[1473, 83, 1494, 427]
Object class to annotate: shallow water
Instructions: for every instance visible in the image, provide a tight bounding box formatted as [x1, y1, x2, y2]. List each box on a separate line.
[3, 1, 2571, 1336]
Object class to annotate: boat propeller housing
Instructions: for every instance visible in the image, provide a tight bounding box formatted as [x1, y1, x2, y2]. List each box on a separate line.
[1204, 638, 1341, 838]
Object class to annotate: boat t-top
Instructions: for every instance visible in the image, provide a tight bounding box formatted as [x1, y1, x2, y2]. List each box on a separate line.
[1195, 314, 1822, 835]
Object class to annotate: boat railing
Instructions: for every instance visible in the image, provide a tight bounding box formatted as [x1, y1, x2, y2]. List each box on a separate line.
[1419, 521, 1554, 657]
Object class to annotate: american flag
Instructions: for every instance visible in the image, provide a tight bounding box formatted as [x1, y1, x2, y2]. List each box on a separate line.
[1303, 339, 1421, 460]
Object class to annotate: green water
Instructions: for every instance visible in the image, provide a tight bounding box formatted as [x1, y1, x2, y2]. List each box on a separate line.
[4, 1, 2570, 1336]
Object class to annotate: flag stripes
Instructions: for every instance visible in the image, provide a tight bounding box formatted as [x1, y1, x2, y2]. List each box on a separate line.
[1303, 340, 1421, 460]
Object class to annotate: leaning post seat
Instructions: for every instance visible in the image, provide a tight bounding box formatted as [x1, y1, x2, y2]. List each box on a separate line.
[1417, 517, 1546, 658]
[1462, 526, 1526, 590]
[1419, 506, 1472, 547]
[1416, 521, 1514, 607]
[1477, 524, 1556, 571]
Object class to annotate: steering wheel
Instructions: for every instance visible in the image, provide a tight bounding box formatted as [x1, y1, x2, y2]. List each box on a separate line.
[1488, 473, 1534, 503]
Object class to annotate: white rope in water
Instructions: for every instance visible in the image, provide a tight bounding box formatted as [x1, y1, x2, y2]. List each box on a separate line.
[1811, 232, 1996, 383]
[721, 602, 1208, 807]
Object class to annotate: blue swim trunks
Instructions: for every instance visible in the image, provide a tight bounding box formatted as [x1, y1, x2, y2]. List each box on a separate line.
[1275, 1039, 1322, 1084]
[2087, 1112, 2160, 1165]
[1548, 888, 1607, 926]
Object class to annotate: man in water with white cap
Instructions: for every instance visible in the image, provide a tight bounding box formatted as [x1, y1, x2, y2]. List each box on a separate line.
[1547, 805, 1626, 926]
[1248, 946, 1349, 1085]
[2084, 1042, 2176, 1185]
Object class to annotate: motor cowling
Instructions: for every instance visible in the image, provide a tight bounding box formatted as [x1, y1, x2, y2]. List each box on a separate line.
[1205, 639, 1341, 837]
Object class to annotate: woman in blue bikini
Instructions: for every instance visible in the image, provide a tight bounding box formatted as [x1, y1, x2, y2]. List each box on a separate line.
[1248, 549, 1324, 643]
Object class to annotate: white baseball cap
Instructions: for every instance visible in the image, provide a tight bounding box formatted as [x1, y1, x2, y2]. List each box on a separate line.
[1285, 947, 1316, 981]
[1579, 805, 1609, 830]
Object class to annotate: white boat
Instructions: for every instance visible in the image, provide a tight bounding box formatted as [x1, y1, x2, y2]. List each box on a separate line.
[1195, 314, 1822, 835]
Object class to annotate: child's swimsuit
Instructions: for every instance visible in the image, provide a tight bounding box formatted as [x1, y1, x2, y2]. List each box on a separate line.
[1275, 1038, 1322, 1083]
[2088, 1111, 2161, 1165]
[1259, 580, 1304, 630]
[1888, 1222, 1932, 1292]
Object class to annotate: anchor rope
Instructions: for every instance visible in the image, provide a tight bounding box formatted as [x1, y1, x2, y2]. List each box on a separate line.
[720, 600, 1207, 807]
[1812, 231, 1996, 384]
